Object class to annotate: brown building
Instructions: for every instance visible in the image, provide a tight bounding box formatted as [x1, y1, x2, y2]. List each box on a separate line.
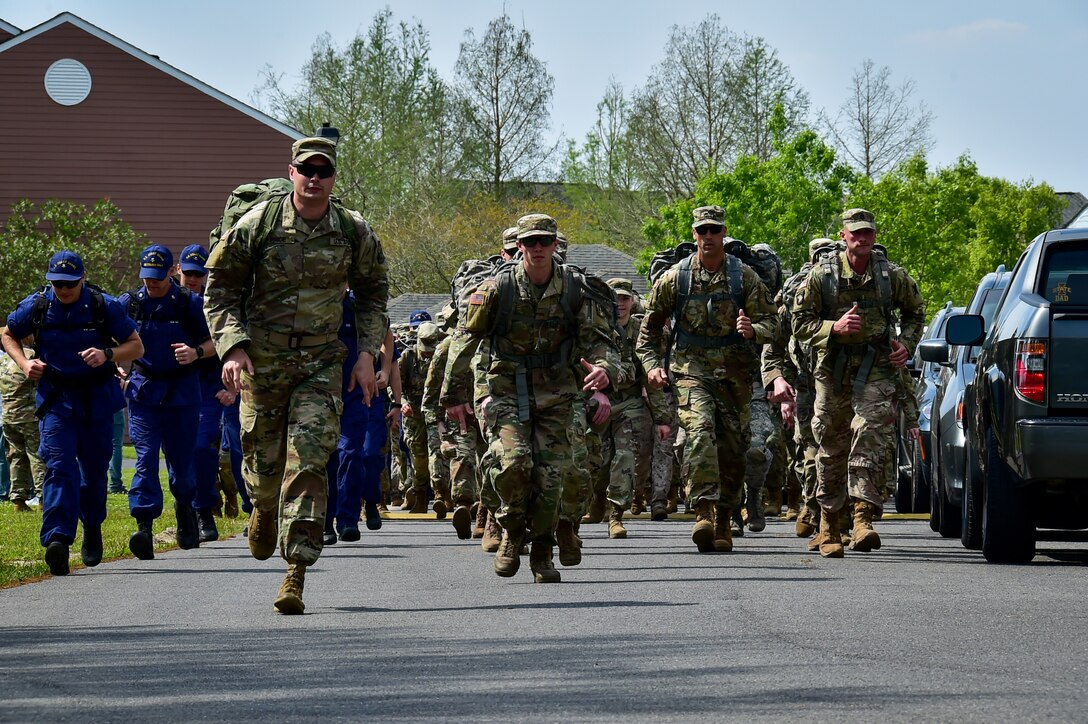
[0, 13, 302, 256]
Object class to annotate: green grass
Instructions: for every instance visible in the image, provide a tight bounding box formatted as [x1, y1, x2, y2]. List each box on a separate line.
[0, 462, 249, 587]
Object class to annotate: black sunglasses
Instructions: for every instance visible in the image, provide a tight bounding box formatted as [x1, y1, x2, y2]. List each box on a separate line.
[292, 162, 336, 179]
[520, 235, 556, 249]
[181, 269, 207, 278]
[50, 279, 80, 289]
[696, 224, 723, 235]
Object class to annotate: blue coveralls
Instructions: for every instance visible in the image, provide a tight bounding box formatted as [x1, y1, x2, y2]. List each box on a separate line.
[118, 284, 209, 521]
[6, 286, 136, 546]
[187, 356, 228, 512]
[326, 296, 389, 533]
[220, 397, 249, 513]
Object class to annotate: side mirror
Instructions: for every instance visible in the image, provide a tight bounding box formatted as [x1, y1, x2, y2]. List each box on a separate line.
[918, 339, 950, 364]
[945, 314, 985, 346]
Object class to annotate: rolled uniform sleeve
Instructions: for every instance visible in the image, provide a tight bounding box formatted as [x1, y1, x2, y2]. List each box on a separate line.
[790, 268, 835, 350]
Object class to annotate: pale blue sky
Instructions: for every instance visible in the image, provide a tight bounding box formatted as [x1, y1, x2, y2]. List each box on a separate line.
[3, 0, 1084, 191]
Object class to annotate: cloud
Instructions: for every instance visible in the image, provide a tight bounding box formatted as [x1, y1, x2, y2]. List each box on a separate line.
[907, 18, 1028, 45]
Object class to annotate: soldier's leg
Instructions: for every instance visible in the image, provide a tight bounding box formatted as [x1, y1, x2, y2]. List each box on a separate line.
[221, 400, 250, 514]
[334, 402, 367, 534]
[191, 395, 223, 516]
[606, 404, 648, 511]
[650, 397, 678, 516]
[486, 398, 534, 571]
[359, 398, 388, 515]
[561, 400, 593, 524]
[714, 377, 751, 516]
[811, 377, 854, 523]
[631, 405, 654, 509]
[427, 423, 451, 514]
[239, 350, 293, 514]
[4, 422, 35, 502]
[527, 402, 571, 543]
[127, 400, 167, 522]
[764, 408, 788, 516]
[161, 404, 199, 510]
[848, 378, 897, 513]
[108, 409, 125, 495]
[743, 397, 774, 531]
[449, 424, 479, 507]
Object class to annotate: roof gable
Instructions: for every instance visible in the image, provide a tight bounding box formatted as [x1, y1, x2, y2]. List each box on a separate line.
[0, 12, 300, 140]
[567, 244, 650, 295]
[1057, 192, 1088, 228]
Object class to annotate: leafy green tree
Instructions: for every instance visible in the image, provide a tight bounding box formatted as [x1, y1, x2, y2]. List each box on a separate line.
[0, 199, 144, 316]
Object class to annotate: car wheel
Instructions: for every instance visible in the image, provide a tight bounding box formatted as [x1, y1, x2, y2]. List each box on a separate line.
[961, 442, 983, 550]
[894, 449, 914, 515]
[936, 462, 962, 539]
[911, 438, 931, 515]
[981, 428, 1035, 564]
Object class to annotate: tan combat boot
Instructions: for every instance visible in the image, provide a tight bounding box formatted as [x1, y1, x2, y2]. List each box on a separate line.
[608, 504, 627, 539]
[818, 508, 845, 558]
[666, 483, 679, 514]
[785, 480, 802, 521]
[432, 492, 449, 519]
[691, 499, 716, 553]
[795, 505, 818, 538]
[529, 541, 561, 583]
[248, 507, 277, 561]
[494, 529, 523, 577]
[12, 499, 31, 513]
[556, 518, 582, 566]
[807, 507, 828, 551]
[409, 489, 428, 514]
[581, 491, 606, 524]
[481, 510, 502, 553]
[713, 505, 734, 552]
[273, 563, 306, 615]
[763, 485, 782, 518]
[452, 504, 472, 539]
[472, 502, 488, 539]
[630, 493, 645, 516]
[849, 500, 882, 552]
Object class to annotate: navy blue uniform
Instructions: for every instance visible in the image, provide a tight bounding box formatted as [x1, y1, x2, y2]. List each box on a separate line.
[117, 283, 209, 521]
[6, 286, 136, 546]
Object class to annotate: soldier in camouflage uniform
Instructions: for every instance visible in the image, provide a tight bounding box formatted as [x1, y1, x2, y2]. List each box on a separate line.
[399, 318, 436, 514]
[791, 209, 925, 558]
[205, 136, 388, 614]
[442, 214, 617, 583]
[0, 336, 46, 510]
[595, 279, 671, 542]
[637, 206, 778, 553]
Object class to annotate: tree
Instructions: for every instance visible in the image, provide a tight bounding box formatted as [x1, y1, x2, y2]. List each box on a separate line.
[626, 15, 809, 199]
[453, 13, 558, 197]
[822, 59, 934, 179]
[0, 199, 144, 316]
[256, 9, 464, 221]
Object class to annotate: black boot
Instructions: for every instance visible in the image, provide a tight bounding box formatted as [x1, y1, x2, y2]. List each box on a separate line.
[129, 518, 155, 560]
[81, 524, 103, 567]
[175, 503, 200, 550]
[196, 508, 219, 543]
[45, 540, 70, 576]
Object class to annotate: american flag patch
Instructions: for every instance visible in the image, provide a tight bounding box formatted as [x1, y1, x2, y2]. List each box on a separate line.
[469, 293, 486, 305]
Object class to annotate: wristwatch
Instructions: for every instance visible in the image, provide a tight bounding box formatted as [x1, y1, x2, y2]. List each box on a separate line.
[103, 347, 114, 361]
[195, 345, 205, 358]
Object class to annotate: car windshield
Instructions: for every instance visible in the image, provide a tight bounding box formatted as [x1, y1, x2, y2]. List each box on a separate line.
[1042, 244, 1088, 305]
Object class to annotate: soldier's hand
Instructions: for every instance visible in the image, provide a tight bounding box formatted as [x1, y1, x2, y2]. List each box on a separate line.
[832, 303, 862, 335]
[387, 405, 402, 432]
[171, 343, 198, 365]
[580, 358, 610, 392]
[79, 347, 109, 368]
[375, 368, 389, 388]
[348, 353, 377, 405]
[445, 403, 473, 432]
[769, 376, 795, 403]
[736, 309, 755, 339]
[889, 339, 910, 367]
[655, 424, 671, 441]
[589, 391, 611, 426]
[780, 401, 796, 428]
[215, 389, 237, 406]
[22, 358, 47, 381]
[402, 401, 416, 418]
[909, 427, 921, 442]
[646, 367, 668, 389]
[222, 348, 254, 394]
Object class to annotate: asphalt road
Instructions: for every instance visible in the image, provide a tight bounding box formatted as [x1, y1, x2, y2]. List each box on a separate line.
[1, 515, 1086, 722]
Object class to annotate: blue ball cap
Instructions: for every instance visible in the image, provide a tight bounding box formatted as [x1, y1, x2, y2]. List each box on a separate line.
[139, 244, 174, 280]
[179, 244, 209, 273]
[45, 250, 85, 281]
[409, 309, 431, 328]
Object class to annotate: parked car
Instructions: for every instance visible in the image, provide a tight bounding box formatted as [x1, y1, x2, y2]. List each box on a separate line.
[945, 228, 1088, 563]
[918, 266, 1010, 543]
[894, 302, 962, 514]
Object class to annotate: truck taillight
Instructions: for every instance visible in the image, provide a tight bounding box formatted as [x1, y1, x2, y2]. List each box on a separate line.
[1014, 339, 1046, 403]
[956, 393, 965, 429]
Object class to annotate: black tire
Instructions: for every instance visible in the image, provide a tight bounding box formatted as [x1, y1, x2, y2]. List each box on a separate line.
[961, 442, 983, 550]
[894, 448, 914, 514]
[936, 461, 962, 538]
[911, 438, 931, 515]
[981, 428, 1035, 564]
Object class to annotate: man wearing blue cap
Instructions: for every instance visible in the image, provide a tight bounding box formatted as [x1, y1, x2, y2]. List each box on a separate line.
[2, 251, 143, 575]
[118, 244, 214, 558]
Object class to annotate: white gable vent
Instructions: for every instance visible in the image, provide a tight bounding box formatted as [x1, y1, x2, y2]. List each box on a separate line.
[44, 59, 92, 106]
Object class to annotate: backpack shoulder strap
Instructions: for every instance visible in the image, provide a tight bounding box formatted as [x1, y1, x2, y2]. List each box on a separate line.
[333, 202, 362, 248]
[873, 252, 892, 310]
[126, 287, 144, 323]
[820, 253, 839, 317]
[84, 284, 113, 345]
[488, 264, 518, 338]
[674, 255, 695, 322]
[727, 254, 744, 309]
[560, 266, 581, 332]
[29, 286, 51, 352]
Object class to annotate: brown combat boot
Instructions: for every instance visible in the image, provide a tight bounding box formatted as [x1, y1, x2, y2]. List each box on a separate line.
[691, 499, 716, 553]
[409, 489, 428, 514]
[556, 518, 582, 566]
[666, 483, 679, 514]
[494, 529, 523, 577]
[529, 541, 561, 583]
[12, 499, 31, 513]
[452, 505, 472, 539]
[849, 500, 882, 552]
[764, 485, 782, 518]
[401, 488, 415, 510]
[630, 493, 645, 516]
[248, 507, 277, 561]
[807, 507, 828, 552]
[223, 489, 239, 519]
[273, 563, 306, 615]
[785, 480, 802, 521]
[581, 490, 606, 524]
[608, 505, 627, 539]
[818, 508, 845, 558]
[713, 505, 734, 552]
[432, 493, 449, 519]
[472, 502, 488, 539]
[481, 510, 502, 553]
[795, 505, 818, 538]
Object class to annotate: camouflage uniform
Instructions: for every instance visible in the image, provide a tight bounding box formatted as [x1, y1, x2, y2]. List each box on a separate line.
[743, 371, 775, 523]
[649, 389, 679, 511]
[441, 225, 617, 549]
[0, 345, 45, 502]
[204, 158, 388, 566]
[399, 335, 433, 499]
[423, 329, 480, 509]
[791, 217, 925, 526]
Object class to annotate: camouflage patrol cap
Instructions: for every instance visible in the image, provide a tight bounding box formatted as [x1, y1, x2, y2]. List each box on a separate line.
[842, 208, 876, 232]
[808, 238, 839, 262]
[607, 278, 635, 298]
[502, 226, 519, 252]
[415, 322, 441, 352]
[516, 213, 558, 239]
[291, 136, 337, 166]
[692, 205, 726, 229]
